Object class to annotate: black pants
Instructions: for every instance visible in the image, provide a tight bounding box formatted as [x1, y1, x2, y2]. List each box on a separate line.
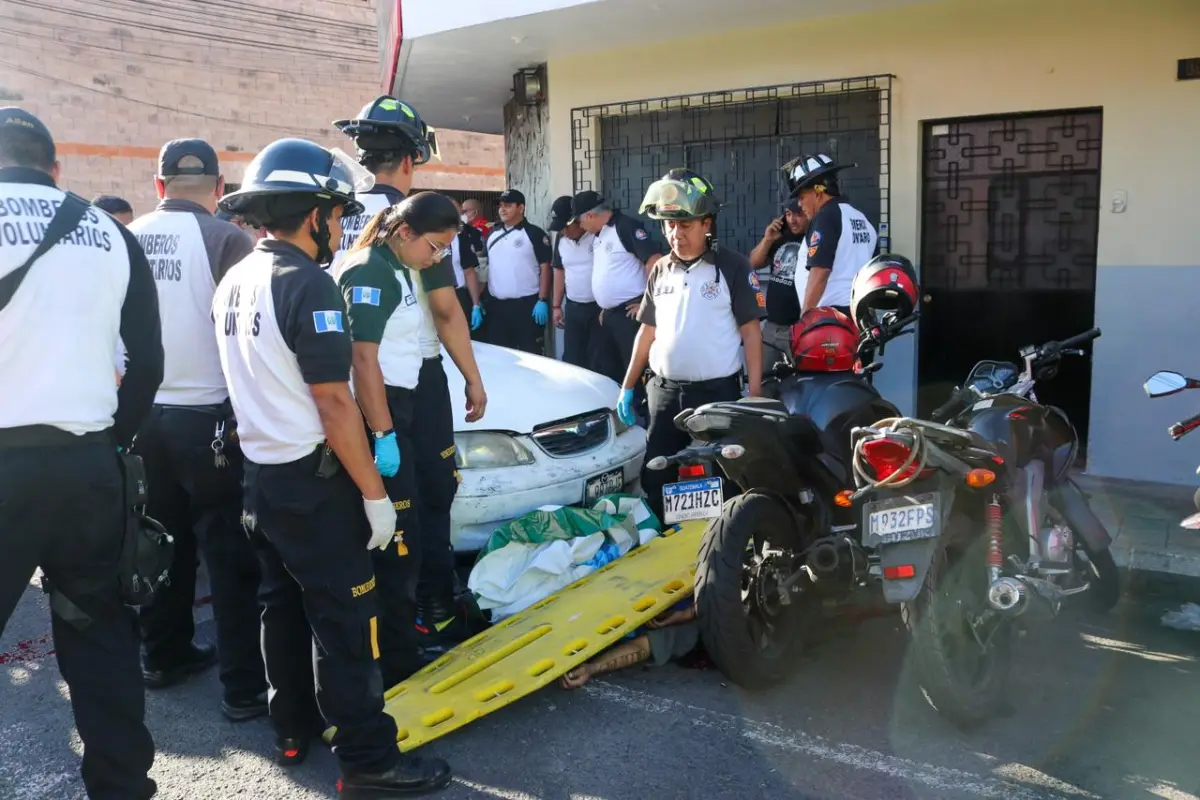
[456, 285, 475, 331]
[0, 426, 156, 800]
[642, 374, 743, 523]
[243, 450, 399, 773]
[563, 298, 604, 374]
[596, 302, 639, 385]
[482, 291, 543, 354]
[134, 405, 265, 702]
[413, 357, 460, 621]
[374, 385, 422, 686]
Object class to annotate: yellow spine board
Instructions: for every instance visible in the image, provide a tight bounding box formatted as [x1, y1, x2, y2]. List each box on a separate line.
[327, 521, 703, 752]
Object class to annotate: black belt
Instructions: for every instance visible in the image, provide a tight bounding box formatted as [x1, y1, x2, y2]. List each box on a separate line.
[0, 425, 112, 448]
[153, 402, 227, 415]
[601, 298, 640, 313]
[653, 374, 740, 390]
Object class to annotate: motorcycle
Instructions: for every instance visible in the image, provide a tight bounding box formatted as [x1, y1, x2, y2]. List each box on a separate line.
[848, 328, 1119, 728]
[645, 312, 918, 688]
[1141, 370, 1200, 529]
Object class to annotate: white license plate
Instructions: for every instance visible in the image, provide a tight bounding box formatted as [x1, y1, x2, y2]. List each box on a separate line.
[866, 502, 938, 543]
[584, 468, 624, 503]
[662, 477, 723, 525]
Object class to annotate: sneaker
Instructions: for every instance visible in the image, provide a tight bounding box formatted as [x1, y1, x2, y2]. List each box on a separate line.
[142, 643, 218, 689]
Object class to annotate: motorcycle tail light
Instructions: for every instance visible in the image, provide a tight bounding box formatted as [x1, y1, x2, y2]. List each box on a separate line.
[678, 464, 708, 479]
[861, 438, 931, 482]
[965, 468, 996, 488]
[883, 564, 916, 580]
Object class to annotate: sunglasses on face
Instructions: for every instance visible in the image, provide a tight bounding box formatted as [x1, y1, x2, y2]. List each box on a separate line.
[424, 235, 453, 259]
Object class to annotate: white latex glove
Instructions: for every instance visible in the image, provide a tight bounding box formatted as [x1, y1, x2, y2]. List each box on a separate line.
[363, 496, 397, 551]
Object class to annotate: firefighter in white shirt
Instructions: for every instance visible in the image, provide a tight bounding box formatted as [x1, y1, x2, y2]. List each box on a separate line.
[127, 138, 266, 720]
[0, 106, 161, 800]
[547, 194, 602, 371]
[213, 138, 451, 795]
[618, 169, 765, 522]
[783, 153, 878, 316]
[481, 188, 553, 354]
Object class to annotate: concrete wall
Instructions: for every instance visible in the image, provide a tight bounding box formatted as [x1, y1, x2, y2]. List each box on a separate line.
[0, 0, 504, 216]
[539, 0, 1200, 484]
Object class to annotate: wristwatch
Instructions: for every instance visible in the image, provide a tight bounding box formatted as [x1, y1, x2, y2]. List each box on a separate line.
[372, 428, 395, 439]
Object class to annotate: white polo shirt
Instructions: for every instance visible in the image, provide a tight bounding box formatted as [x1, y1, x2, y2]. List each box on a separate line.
[592, 209, 659, 310]
[800, 197, 878, 308]
[485, 219, 552, 300]
[551, 231, 597, 303]
[637, 247, 766, 382]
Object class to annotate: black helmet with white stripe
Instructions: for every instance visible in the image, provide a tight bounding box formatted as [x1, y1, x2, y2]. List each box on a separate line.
[219, 138, 372, 226]
[782, 153, 854, 197]
[334, 96, 439, 167]
[219, 138, 373, 264]
[639, 168, 722, 220]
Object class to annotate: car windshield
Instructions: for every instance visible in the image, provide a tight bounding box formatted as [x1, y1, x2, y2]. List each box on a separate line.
[964, 360, 1020, 398]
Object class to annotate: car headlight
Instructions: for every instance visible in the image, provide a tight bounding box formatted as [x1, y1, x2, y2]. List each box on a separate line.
[454, 432, 536, 469]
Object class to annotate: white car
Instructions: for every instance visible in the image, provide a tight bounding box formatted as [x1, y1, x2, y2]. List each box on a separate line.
[441, 342, 647, 552]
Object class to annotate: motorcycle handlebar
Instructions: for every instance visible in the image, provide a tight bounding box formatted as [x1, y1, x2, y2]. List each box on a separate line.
[1169, 411, 1200, 440]
[1056, 327, 1102, 351]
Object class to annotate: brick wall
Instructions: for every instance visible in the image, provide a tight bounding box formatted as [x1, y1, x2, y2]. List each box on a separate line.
[0, 0, 503, 216]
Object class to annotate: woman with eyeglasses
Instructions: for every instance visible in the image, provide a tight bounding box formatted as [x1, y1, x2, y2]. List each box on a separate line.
[336, 190, 472, 688]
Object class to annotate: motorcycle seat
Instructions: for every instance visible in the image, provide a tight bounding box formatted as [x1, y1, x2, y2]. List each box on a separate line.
[734, 396, 789, 415]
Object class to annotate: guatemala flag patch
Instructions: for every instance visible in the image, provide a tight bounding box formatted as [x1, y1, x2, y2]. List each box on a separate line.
[312, 310, 344, 333]
[351, 286, 382, 306]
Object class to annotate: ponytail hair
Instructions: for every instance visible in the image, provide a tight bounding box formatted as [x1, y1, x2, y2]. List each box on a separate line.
[350, 191, 462, 252]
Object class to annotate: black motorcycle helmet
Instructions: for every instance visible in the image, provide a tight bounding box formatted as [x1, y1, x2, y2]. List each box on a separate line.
[781, 153, 854, 197]
[849, 253, 920, 331]
[639, 168, 722, 220]
[219, 138, 370, 265]
[334, 96, 438, 167]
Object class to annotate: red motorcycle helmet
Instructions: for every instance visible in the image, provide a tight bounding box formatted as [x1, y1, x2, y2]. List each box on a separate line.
[790, 307, 859, 372]
[849, 254, 920, 332]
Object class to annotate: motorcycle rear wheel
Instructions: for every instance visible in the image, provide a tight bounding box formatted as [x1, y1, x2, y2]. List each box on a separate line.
[901, 539, 1012, 730]
[695, 491, 813, 689]
[1074, 544, 1120, 612]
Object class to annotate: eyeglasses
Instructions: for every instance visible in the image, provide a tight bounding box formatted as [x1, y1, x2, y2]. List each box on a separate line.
[424, 235, 452, 260]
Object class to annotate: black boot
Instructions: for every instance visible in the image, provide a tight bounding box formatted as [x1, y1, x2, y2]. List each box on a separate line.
[337, 753, 452, 797]
[143, 642, 218, 689]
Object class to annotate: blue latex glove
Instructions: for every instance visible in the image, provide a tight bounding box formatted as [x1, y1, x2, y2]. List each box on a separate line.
[616, 388, 636, 426]
[532, 299, 549, 326]
[373, 432, 400, 478]
[470, 304, 484, 331]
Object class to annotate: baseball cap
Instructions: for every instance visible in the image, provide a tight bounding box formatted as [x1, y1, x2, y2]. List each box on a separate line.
[0, 107, 55, 153]
[498, 189, 526, 205]
[780, 197, 803, 215]
[158, 138, 220, 177]
[546, 195, 573, 232]
[569, 190, 605, 223]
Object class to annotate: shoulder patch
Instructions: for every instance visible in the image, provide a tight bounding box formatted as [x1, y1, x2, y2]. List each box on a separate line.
[748, 272, 760, 290]
[634, 228, 648, 241]
[350, 286, 381, 306]
[543, 235, 550, 246]
[808, 246, 819, 259]
[312, 310, 344, 334]
[809, 230, 822, 247]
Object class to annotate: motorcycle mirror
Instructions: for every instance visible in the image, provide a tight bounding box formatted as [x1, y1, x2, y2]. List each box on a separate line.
[1144, 371, 1189, 398]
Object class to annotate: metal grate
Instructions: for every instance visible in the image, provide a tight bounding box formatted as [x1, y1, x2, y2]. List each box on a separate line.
[571, 75, 892, 260]
[920, 109, 1103, 292]
[531, 410, 611, 458]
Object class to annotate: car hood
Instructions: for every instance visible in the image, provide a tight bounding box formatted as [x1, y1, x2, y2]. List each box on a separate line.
[441, 342, 620, 434]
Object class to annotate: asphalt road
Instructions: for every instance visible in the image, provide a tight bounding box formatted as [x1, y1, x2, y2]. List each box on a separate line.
[2, 576, 1199, 800]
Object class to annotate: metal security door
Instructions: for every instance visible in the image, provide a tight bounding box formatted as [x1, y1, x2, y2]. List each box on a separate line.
[917, 109, 1103, 449]
[574, 76, 892, 260]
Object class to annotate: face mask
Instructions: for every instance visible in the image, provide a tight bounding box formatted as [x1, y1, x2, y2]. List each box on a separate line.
[460, 213, 470, 223]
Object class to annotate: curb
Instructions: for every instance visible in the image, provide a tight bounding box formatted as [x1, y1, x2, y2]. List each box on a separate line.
[1123, 567, 1200, 604]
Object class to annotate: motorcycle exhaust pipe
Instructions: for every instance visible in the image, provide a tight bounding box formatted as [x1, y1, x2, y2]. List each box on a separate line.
[807, 541, 841, 575]
[986, 576, 1029, 615]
